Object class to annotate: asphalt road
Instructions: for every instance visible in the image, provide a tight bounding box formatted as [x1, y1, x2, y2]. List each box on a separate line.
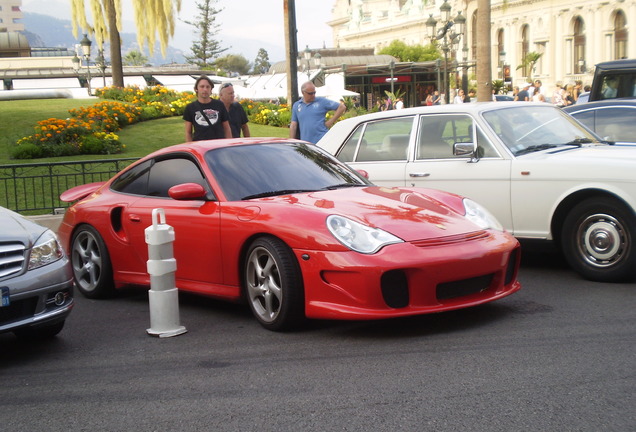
[1, 250, 634, 432]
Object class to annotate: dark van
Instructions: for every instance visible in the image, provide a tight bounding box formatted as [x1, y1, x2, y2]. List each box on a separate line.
[589, 59, 636, 101]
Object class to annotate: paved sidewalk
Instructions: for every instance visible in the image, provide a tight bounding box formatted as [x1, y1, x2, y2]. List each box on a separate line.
[27, 214, 64, 233]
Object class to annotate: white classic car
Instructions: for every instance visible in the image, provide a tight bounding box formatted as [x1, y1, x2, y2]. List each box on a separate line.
[318, 102, 636, 283]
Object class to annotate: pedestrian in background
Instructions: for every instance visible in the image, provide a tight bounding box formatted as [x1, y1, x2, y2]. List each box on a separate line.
[219, 83, 250, 138]
[183, 75, 231, 141]
[289, 81, 346, 144]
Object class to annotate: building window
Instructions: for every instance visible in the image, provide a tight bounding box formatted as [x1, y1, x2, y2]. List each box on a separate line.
[521, 25, 529, 77]
[573, 17, 585, 73]
[614, 10, 627, 60]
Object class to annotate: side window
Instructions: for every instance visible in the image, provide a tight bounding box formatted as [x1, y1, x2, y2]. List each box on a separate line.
[601, 73, 636, 99]
[110, 160, 152, 195]
[364, 117, 413, 161]
[569, 110, 596, 132]
[339, 117, 414, 162]
[594, 108, 636, 142]
[417, 114, 499, 159]
[147, 157, 209, 198]
[336, 126, 363, 162]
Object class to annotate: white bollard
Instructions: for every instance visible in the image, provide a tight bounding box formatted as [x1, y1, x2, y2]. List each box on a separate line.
[145, 208, 187, 338]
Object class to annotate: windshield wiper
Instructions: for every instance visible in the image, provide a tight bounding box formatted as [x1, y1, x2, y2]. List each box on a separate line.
[322, 183, 366, 190]
[563, 138, 594, 147]
[241, 189, 316, 200]
[515, 144, 558, 156]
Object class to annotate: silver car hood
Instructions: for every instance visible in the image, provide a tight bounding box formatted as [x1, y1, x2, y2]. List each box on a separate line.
[0, 207, 47, 246]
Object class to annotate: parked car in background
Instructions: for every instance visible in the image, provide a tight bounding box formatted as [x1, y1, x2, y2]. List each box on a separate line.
[58, 138, 521, 331]
[564, 99, 636, 146]
[318, 102, 636, 283]
[588, 59, 636, 101]
[0, 206, 74, 339]
[494, 94, 514, 102]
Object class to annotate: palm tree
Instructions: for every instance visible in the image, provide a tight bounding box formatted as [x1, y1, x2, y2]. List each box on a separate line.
[476, 0, 493, 102]
[517, 52, 543, 82]
[70, 0, 181, 87]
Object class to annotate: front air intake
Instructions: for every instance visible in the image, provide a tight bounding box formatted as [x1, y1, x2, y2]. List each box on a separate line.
[381, 270, 409, 308]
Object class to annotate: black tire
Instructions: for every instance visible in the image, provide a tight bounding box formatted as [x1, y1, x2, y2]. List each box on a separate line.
[71, 225, 115, 298]
[243, 237, 305, 331]
[14, 321, 65, 340]
[561, 197, 636, 282]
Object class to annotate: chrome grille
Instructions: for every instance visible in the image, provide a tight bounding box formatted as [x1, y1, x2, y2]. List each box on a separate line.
[0, 243, 26, 278]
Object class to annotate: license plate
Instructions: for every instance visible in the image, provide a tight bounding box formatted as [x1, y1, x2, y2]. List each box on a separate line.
[1, 287, 9, 307]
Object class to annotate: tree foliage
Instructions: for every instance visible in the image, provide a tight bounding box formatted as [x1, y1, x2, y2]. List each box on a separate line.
[70, 0, 181, 87]
[214, 54, 251, 76]
[517, 51, 543, 81]
[183, 0, 227, 67]
[378, 40, 440, 62]
[252, 48, 271, 75]
[123, 50, 149, 66]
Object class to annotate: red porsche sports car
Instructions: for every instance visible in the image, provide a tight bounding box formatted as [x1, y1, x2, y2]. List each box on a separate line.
[58, 138, 521, 331]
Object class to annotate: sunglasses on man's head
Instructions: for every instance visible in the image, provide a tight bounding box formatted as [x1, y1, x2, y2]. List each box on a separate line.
[221, 83, 233, 89]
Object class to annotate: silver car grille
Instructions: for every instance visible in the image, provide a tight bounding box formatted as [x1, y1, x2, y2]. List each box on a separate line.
[0, 243, 26, 278]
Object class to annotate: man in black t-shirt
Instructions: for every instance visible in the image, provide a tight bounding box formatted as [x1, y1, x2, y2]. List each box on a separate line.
[183, 75, 231, 141]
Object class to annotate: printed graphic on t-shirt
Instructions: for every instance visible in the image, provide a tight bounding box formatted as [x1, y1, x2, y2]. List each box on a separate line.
[195, 109, 219, 126]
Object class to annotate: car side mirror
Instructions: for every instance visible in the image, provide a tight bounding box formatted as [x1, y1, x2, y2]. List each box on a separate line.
[454, 142, 475, 156]
[356, 169, 369, 179]
[454, 142, 482, 163]
[168, 183, 208, 200]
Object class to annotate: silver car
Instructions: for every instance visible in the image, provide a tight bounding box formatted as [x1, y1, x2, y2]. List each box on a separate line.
[1, 207, 74, 339]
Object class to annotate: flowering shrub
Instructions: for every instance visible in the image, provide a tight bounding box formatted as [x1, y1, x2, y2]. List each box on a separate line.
[247, 101, 292, 127]
[13, 85, 194, 159]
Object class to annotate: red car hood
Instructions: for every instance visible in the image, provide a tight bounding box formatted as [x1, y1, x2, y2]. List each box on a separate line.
[258, 186, 482, 242]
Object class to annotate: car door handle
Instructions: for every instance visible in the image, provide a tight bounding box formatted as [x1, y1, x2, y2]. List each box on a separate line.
[409, 172, 430, 178]
[128, 214, 142, 222]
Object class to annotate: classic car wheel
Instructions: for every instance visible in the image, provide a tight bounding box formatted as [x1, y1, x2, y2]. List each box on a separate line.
[562, 197, 636, 282]
[71, 225, 115, 298]
[244, 237, 304, 331]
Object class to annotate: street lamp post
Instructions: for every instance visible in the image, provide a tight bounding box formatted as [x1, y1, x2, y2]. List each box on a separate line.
[73, 34, 93, 96]
[297, 45, 313, 80]
[426, 0, 465, 104]
[95, 49, 107, 87]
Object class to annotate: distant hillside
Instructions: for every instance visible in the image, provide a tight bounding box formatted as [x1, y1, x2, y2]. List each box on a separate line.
[22, 12, 187, 65]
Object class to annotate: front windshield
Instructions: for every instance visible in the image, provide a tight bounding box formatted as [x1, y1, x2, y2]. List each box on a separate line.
[482, 105, 601, 156]
[205, 142, 371, 201]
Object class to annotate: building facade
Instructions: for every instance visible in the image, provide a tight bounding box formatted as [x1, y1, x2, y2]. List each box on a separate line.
[328, 0, 635, 94]
[0, 0, 24, 33]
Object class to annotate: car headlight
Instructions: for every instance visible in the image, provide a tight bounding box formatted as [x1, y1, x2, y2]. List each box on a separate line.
[463, 198, 504, 231]
[327, 215, 403, 254]
[28, 230, 64, 270]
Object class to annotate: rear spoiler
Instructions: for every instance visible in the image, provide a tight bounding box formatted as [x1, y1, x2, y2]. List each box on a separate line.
[60, 182, 105, 202]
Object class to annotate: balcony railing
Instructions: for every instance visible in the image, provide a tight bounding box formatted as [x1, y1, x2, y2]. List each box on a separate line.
[0, 158, 139, 214]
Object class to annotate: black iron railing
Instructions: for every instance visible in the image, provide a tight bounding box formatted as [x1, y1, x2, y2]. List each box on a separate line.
[0, 158, 139, 214]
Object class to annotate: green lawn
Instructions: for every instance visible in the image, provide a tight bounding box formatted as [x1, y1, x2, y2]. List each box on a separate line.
[0, 98, 289, 165]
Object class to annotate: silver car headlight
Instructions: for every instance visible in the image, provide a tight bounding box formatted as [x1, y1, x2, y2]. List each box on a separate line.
[327, 215, 403, 254]
[28, 230, 64, 270]
[463, 198, 504, 231]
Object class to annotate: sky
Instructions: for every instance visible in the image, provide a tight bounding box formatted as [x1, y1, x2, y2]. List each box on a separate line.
[21, 0, 335, 63]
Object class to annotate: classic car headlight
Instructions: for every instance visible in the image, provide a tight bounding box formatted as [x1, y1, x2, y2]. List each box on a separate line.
[28, 230, 64, 270]
[463, 198, 504, 231]
[327, 215, 403, 254]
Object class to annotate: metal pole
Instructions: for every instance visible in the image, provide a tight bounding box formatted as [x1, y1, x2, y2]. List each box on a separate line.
[443, 47, 449, 104]
[284, 0, 299, 105]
